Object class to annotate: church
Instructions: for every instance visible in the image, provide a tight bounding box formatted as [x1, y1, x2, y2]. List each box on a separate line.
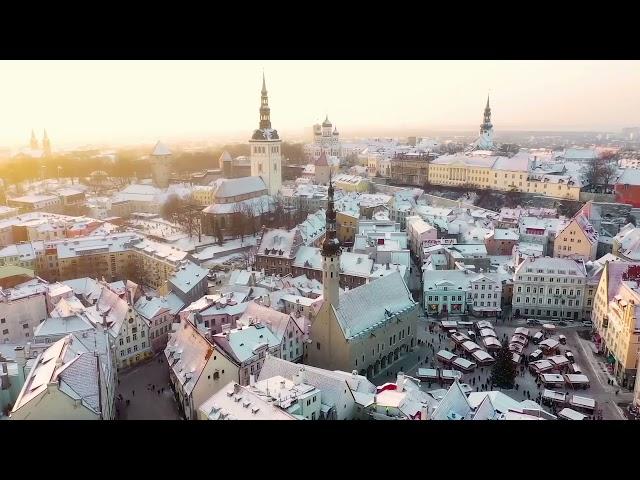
[472, 96, 494, 151]
[249, 74, 282, 196]
[304, 115, 341, 162]
[306, 177, 418, 378]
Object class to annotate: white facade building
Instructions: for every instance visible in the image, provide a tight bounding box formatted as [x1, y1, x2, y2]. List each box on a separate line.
[0, 280, 48, 344]
[512, 256, 587, 321]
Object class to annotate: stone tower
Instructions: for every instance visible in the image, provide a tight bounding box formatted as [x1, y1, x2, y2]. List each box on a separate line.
[249, 73, 282, 196]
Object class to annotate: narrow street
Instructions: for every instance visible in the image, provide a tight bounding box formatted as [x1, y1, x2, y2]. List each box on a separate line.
[116, 353, 181, 420]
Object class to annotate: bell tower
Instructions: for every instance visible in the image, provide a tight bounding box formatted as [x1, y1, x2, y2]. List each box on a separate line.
[250, 73, 282, 196]
[321, 176, 341, 309]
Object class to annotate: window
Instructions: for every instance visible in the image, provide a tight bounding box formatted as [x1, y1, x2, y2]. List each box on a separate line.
[316, 342, 321, 350]
[133, 333, 137, 341]
[120, 350, 125, 356]
[127, 348, 132, 354]
[0, 318, 4, 324]
[134, 345, 138, 352]
[22, 323, 29, 329]
[119, 338, 124, 346]
[142, 342, 146, 348]
[141, 331, 145, 338]
[126, 336, 130, 343]
[213, 371, 220, 380]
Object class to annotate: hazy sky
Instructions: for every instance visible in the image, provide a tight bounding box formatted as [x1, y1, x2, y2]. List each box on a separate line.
[1, 60, 639, 149]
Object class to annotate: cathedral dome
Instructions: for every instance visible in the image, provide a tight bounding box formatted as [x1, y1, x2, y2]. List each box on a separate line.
[322, 115, 332, 127]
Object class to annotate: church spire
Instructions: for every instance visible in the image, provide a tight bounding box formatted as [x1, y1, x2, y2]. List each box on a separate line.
[322, 174, 341, 257]
[481, 94, 492, 131]
[42, 129, 51, 156]
[259, 73, 271, 130]
[30, 129, 38, 150]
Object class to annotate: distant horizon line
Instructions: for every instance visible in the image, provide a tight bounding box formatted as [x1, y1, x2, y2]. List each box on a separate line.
[1, 125, 635, 151]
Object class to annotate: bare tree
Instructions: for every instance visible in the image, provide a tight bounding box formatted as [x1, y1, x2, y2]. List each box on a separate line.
[232, 202, 248, 243]
[242, 201, 259, 238]
[583, 157, 618, 193]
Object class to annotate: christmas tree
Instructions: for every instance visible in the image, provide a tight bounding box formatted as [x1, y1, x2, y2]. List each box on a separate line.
[490, 340, 516, 389]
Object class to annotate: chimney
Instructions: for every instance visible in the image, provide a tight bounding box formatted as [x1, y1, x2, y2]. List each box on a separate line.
[14, 346, 26, 385]
[420, 404, 429, 420]
[396, 371, 405, 392]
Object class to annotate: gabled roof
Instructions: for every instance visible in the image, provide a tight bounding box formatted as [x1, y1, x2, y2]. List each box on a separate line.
[214, 176, 267, 199]
[430, 380, 472, 420]
[12, 335, 103, 417]
[165, 320, 215, 396]
[34, 314, 94, 338]
[239, 302, 300, 342]
[212, 325, 280, 364]
[333, 271, 415, 339]
[258, 356, 375, 411]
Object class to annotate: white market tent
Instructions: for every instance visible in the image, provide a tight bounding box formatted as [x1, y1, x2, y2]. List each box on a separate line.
[461, 341, 482, 354]
[479, 328, 497, 338]
[569, 395, 596, 411]
[542, 389, 567, 404]
[483, 336, 502, 350]
[441, 369, 463, 382]
[452, 357, 477, 372]
[473, 349, 495, 365]
[437, 350, 457, 362]
[558, 408, 588, 420]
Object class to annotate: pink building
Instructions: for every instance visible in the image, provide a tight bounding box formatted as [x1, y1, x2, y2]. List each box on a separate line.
[485, 229, 519, 255]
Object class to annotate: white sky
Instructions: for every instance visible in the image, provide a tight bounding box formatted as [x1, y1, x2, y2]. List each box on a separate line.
[1, 60, 639, 148]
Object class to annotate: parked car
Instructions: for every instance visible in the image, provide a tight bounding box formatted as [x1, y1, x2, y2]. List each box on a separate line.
[526, 319, 538, 326]
[565, 351, 575, 363]
[529, 349, 543, 361]
[532, 332, 544, 344]
[582, 320, 593, 328]
[559, 335, 567, 345]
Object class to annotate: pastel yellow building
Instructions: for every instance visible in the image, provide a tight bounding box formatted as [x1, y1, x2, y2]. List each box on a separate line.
[191, 186, 217, 206]
[553, 213, 599, 261]
[591, 262, 640, 387]
[336, 211, 359, 245]
[333, 174, 370, 193]
[427, 152, 580, 200]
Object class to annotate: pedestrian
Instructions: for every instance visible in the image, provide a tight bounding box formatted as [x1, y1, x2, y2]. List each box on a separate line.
[132, 389, 135, 397]
[616, 389, 620, 395]
[158, 389, 161, 396]
[126, 399, 130, 406]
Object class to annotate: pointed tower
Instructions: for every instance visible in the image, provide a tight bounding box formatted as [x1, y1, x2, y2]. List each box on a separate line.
[250, 73, 282, 196]
[30, 130, 39, 150]
[150, 141, 172, 188]
[477, 95, 494, 149]
[42, 129, 52, 157]
[321, 176, 341, 309]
